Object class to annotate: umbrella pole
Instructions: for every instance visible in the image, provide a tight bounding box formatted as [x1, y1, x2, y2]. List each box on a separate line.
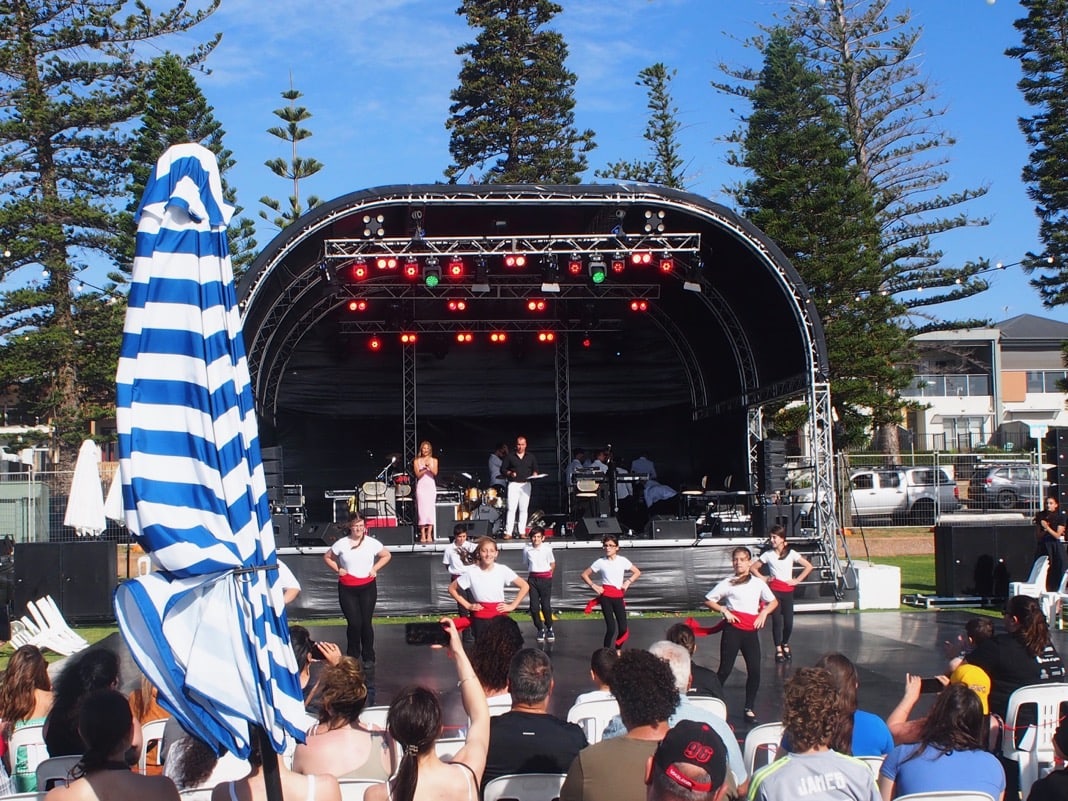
[254, 725, 284, 801]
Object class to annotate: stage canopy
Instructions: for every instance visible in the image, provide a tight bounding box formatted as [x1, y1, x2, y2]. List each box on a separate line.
[238, 184, 830, 523]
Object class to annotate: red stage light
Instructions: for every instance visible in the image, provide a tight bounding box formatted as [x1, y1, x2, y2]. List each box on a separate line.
[659, 257, 674, 273]
[350, 260, 369, 280]
[347, 299, 368, 312]
[630, 251, 653, 266]
[447, 299, 468, 312]
[526, 299, 547, 312]
[375, 256, 398, 270]
[447, 258, 464, 278]
[400, 332, 417, 344]
[537, 331, 556, 343]
[504, 254, 527, 268]
[568, 259, 583, 275]
[629, 299, 649, 312]
[582, 337, 592, 349]
[611, 259, 626, 274]
[456, 332, 473, 344]
[368, 336, 382, 351]
[490, 331, 508, 343]
[402, 259, 420, 280]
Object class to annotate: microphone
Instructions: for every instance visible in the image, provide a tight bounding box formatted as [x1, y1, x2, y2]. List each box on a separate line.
[390, 455, 397, 464]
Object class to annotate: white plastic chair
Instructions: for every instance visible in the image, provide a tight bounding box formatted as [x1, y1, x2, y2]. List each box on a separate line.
[1009, 556, 1049, 599]
[35, 755, 80, 791]
[8, 723, 49, 787]
[338, 779, 384, 801]
[31, 596, 90, 652]
[1002, 682, 1068, 798]
[482, 773, 567, 801]
[686, 695, 727, 720]
[138, 717, 169, 773]
[565, 697, 620, 745]
[856, 754, 884, 776]
[359, 705, 390, 729]
[434, 736, 467, 762]
[742, 721, 784, 777]
[1041, 569, 1068, 629]
[894, 793, 994, 801]
[179, 789, 215, 801]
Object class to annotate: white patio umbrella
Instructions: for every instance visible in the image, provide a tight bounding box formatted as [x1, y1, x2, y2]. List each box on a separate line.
[63, 439, 105, 537]
[103, 466, 123, 523]
[113, 144, 305, 766]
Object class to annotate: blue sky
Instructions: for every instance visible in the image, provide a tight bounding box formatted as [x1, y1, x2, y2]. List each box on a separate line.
[175, 0, 1061, 325]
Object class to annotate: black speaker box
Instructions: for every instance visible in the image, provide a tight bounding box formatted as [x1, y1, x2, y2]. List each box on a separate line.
[576, 517, 622, 539]
[271, 513, 292, 548]
[373, 525, 415, 546]
[15, 542, 117, 621]
[435, 503, 458, 540]
[451, 520, 493, 539]
[652, 519, 697, 539]
[934, 522, 1036, 597]
[293, 522, 340, 546]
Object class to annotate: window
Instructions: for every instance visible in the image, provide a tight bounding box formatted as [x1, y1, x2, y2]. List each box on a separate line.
[968, 375, 990, 395]
[852, 474, 873, 490]
[880, 472, 902, 489]
[1027, 371, 1045, 393]
[1045, 371, 1067, 393]
[945, 376, 968, 397]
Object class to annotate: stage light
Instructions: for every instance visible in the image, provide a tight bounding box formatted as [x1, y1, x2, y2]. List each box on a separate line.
[588, 257, 607, 285]
[347, 299, 368, 312]
[400, 332, 418, 345]
[541, 255, 559, 282]
[490, 331, 508, 343]
[447, 299, 468, 312]
[375, 256, 398, 270]
[643, 209, 666, 233]
[537, 331, 556, 343]
[447, 257, 464, 279]
[344, 258, 369, 281]
[504, 254, 527, 269]
[423, 257, 441, 287]
[363, 214, 385, 237]
[368, 336, 382, 351]
[403, 259, 420, 280]
[629, 299, 649, 312]
[472, 255, 490, 293]
[659, 255, 674, 273]
[611, 256, 626, 274]
[456, 332, 473, 344]
[582, 335, 592, 349]
[526, 299, 547, 313]
[567, 257, 583, 276]
[630, 251, 653, 266]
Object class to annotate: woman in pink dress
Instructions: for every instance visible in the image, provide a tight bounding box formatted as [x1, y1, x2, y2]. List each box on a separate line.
[413, 440, 438, 543]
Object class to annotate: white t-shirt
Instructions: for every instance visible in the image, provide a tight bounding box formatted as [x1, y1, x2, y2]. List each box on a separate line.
[523, 542, 555, 573]
[758, 548, 806, 581]
[588, 555, 634, 588]
[329, 535, 385, 578]
[442, 540, 477, 575]
[458, 562, 519, 602]
[705, 576, 776, 615]
[276, 559, 300, 592]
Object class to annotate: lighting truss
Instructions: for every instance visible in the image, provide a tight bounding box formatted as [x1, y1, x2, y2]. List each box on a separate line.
[330, 278, 661, 303]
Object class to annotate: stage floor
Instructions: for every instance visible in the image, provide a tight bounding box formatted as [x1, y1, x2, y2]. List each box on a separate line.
[99, 609, 1068, 741]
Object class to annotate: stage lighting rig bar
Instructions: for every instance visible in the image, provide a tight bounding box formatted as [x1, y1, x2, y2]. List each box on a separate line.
[337, 318, 627, 335]
[322, 233, 701, 260]
[332, 281, 661, 302]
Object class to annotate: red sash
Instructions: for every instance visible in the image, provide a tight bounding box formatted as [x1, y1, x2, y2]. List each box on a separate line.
[530, 571, 553, 579]
[472, 606, 503, 619]
[769, 578, 794, 593]
[729, 611, 761, 632]
[602, 585, 625, 598]
[339, 573, 375, 587]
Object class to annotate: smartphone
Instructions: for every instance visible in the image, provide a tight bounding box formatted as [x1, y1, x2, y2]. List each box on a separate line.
[919, 677, 943, 693]
[405, 622, 450, 646]
[308, 641, 326, 660]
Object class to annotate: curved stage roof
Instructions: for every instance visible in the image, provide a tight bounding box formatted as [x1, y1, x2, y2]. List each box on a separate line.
[238, 184, 828, 521]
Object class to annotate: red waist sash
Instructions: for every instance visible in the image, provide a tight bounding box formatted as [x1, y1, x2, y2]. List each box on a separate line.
[339, 573, 375, 587]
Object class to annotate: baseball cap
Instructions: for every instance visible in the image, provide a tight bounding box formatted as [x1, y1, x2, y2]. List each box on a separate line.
[653, 720, 728, 793]
[950, 663, 991, 714]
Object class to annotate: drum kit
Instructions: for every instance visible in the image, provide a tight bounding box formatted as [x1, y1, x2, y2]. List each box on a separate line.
[458, 483, 505, 524]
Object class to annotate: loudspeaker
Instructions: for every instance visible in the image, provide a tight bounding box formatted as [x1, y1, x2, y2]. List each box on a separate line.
[293, 522, 340, 546]
[436, 503, 458, 540]
[271, 513, 292, 547]
[934, 522, 1036, 597]
[15, 542, 117, 621]
[757, 439, 787, 493]
[651, 519, 696, 539]
[447, 519, 493, 539]
[576, 517, 622, 539]
[373, 525, 415, 546]
[1053, 428, 1068, 510]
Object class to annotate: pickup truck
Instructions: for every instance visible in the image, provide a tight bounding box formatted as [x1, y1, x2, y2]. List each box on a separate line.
[795, 466, 961, 525]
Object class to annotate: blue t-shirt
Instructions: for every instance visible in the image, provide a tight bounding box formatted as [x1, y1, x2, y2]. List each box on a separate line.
[880, 742, 1005, 798]
[852, 709, 894, 757]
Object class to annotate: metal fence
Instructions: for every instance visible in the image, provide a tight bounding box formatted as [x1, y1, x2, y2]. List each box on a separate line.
[0, 467, 125, 544]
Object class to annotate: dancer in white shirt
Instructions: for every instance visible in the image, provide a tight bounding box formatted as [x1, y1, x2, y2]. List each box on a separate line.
[581, 534, 641, 649]
[522, 528, 556, 642]
[448, 537, 529, 639]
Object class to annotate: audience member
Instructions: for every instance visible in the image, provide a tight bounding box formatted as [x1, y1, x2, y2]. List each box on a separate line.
[1026, 719, 1068, 801]
[747, 667, 878, 801]
[601, 642, 745, 790]
[665, 623, 724, 700]
[292, 656, 393, 781]
[210, 731, 340, 801]
[814, 653, 893, 757]
[163, 731, 249, 792]
[128, 677, 170, 776]
[646, 720, 730, 801]
[45, 689, 178, 801]
[44, 648, 130, 758]
[366, 619, 489, 801]
[482, 648, 587, 787]
[575, 648, 618, 704]
[289, 625, 342, 718]
[0, 644, 53, 791]
[886, 665, 992, 746]
[878, 684, 1004, 801]
[561, 649, 678, 801]
[470, 615, 525, 714]
[946, 617, 995, 672]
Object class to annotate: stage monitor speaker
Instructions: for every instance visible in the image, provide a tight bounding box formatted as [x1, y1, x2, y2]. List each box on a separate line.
[934, 521, 1035, 597]
[15, 542, 116, 621]
[576, 517, 622, 539]
[436, 503, 459, 540]
[374, 525, 415, 546]
[293, 522, 339, 546]
[652, 519, 696, 539]
[452, 520, 492, 539]
[271, 513, 292, 548]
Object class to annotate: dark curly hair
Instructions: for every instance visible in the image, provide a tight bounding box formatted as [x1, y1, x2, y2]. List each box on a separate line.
[608, 649, 678, 730]
[72, 689, 132, 778]
[470, 616, 523, 694]
[783, 668, 840, 753]
[814, 653, 858, 754]
[45, 648, 119, 756]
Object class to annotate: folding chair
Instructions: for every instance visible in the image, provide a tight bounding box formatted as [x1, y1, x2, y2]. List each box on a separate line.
[1002, 682, 1068, 798]
[338, 779, 384, 801]
[686, 695, 727, 720]
[1041, 569, 1068, 629]
[742, 722, 784, 777]
[482, 773, 567, 801]
[35, 755, 81, 791]
[138, 717, 169, 774]
[1008, 556, 1048, 600]
[565, 697, 620, 745]
[894, 793, 994, 801]
[856, 754, 884, 776]
[8, 723, 49, 788]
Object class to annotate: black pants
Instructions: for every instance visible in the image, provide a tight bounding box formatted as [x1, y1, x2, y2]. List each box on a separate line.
[599, 595, 627, 647]
[770, 588, 795, 647]
[716, 624, 761, 710]
[338, 580, 377, 663]
[528, 575, 554, 630]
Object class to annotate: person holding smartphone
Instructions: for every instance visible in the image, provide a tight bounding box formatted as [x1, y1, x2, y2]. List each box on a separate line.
[523, 527, 556, 642]
[448, 537, 529, 640]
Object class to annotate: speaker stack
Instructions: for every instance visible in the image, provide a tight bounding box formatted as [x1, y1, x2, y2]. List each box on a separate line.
[576, 517, 622, 539]
[757, 439, 788, 494]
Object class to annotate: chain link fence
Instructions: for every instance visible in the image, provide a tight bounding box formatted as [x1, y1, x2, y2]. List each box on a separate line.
[0, 465, 127, 544]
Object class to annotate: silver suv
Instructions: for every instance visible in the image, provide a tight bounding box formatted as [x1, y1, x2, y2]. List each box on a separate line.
[967, 463, 1049, 509]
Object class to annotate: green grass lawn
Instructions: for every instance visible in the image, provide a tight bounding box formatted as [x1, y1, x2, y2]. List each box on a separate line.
[872, 554, 935, 596]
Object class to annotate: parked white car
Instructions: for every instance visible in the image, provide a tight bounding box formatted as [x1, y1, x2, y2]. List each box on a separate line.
[794, 466, 961, 525]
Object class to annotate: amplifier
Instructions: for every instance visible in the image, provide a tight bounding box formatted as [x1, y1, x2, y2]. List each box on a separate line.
[652, 519, 696, 539]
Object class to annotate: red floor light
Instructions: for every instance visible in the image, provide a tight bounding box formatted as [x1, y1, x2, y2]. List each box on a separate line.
[456, 332, 473, 343]
[347, 299, 368, 312]
[629, 300, 649, 312]
[402, 260, 420, 280]
[526, 299, 547, 312]
[537, 331, 556, 343]
[400, 332, 417, 345]
[447, 299, 467, 312]
[447, 258, 464, 279]
[490, 331, 508, 343]
[368, 336, 382, 351]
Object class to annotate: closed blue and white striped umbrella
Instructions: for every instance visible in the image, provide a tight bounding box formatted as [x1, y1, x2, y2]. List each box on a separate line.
[114, 143, 305, 758]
